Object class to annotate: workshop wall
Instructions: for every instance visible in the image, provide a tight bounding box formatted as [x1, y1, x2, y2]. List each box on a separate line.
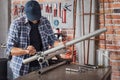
[99, 0, 120, 80]
[11, 0, 74, 38]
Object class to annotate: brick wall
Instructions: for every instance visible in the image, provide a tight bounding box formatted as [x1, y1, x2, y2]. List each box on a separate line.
[99, 0, 120, 51]
[99, 0, 120, 80]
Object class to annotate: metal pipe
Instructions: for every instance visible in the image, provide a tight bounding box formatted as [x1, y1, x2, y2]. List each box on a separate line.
[87, 0, 92, 64]
[103, 0, 106, 49]
[45, 49, 66, 60]
[22, 49, 66, 65]
[38, 61, 66, 74]
[72, 0, 77, 63]
[23, 28, 107, 64]
[81, 0, 86, 65]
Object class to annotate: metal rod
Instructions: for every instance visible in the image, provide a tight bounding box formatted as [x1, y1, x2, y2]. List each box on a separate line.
[87, 0, 92, 64]
[66, 68, 79, 72]
[45, 49, 66, 60]
[76, 13, 105, 16]
[38, 61, 66, 74]
[23, 28, 107, 64]
[72, 0, 77, 63]
[79, 64, 98, 69]
[90, 39, 105, 41]
[81, 0, 86, 65]
[103, 0, 106, 49]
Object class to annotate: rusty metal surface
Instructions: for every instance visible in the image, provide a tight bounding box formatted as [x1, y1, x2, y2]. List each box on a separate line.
[16, 64, 111, 80]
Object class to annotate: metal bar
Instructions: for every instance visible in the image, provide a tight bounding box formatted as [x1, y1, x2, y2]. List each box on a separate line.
[66, 68, 79, 72]
[78, 13, 105, 15]
[81, 0, 86, 65]
[103, 0, 106, 49]
[90, 39, 105, 41]
[38, 61, 66, 74]
[79, 64, 98, 69]
[23, 28, 107, 64]
[45, 49, 66, 60]
[72, 0, 77, 63]
[87, 0, 92, 64]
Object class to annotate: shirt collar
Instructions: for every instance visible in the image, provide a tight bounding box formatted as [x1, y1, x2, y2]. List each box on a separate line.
[25, 16, 29, 24]
[22, 14, 29, 24]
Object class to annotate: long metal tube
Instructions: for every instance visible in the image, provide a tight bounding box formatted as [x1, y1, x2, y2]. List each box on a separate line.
[39, 61, 66, 74]
[103, 0, 106, 49]
[81, 0, 86, 64]
[23, 28, 107, 64]
[87, 0, 92, 64]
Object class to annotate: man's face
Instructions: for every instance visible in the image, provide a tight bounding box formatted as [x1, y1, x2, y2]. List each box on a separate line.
[31, 20, 39, 24]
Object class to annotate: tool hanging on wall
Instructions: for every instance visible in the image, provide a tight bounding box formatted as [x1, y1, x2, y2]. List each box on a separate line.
[64, 4, 72, 12]
[13, 5, 18, 16]
[46, 4, 49, 13]
[53, 3, 57, 17]
[58, 2, 61, 17]
[62, 8, 66, 23]
[62, 3, 72, 23]
[49, 4, 52, 13]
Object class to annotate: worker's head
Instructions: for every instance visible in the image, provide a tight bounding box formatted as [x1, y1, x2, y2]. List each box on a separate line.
[24, 0, 41, 22]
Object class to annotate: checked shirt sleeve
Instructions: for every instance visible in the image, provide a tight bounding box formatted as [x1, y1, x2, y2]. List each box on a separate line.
[6, 21, 19, 56]
[45, 19, 58, 46]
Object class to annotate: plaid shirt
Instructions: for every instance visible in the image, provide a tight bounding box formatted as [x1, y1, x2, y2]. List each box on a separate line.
[6, 15, 57, 79]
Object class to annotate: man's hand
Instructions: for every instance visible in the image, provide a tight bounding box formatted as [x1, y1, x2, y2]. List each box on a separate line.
[26, 45, 36, 55]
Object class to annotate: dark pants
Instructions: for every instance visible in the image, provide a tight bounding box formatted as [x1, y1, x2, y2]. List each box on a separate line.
[29, 66, 40, 72]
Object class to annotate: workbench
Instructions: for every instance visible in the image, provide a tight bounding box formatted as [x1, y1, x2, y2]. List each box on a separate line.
[16, 64, 111, 80]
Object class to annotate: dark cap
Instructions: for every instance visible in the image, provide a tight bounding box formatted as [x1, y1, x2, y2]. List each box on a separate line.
[24, 0, 41, 21]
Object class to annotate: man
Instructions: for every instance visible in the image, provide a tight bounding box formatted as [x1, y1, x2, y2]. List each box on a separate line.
[6, 0, 57, 79]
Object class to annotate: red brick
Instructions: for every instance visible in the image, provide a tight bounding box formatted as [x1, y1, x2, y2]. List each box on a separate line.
[106, 15, 120, 19]
[115, 36, 120, 41]
[113, 20, 120, 24]
[111, 61, 120, 66]
[99, 44, 120, 50]
[106, 34, 114, 40]
[99, 44, 106, 49]
[99, 19, 113, 24]
[106, 30, 114, 34]
[101, 26, 120, 30]
[112, 40, 120, 45]
[99, 15, 104, 20]
[116, 30, 120, 34]
[111, 4, 120, 8]
[99, 35, 105, 39]
[110, 55, 120, 60]
[99, 40, 106, 44]
[113, 26, 120, 30]
[112, 71, 120, 76]
[99, 9, 113, 13]
[99, 26, 105, 28]
[106, 45, 119, 50]
[106, 40, 112, 44]
[112, 66, 120, 71]
[110, 52, 120, 60]
[111, 75, 120, 80]
[99, 0, 118, 3]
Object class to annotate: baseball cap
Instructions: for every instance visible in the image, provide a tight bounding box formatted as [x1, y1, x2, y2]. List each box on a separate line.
[24, 0, 41, 21]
